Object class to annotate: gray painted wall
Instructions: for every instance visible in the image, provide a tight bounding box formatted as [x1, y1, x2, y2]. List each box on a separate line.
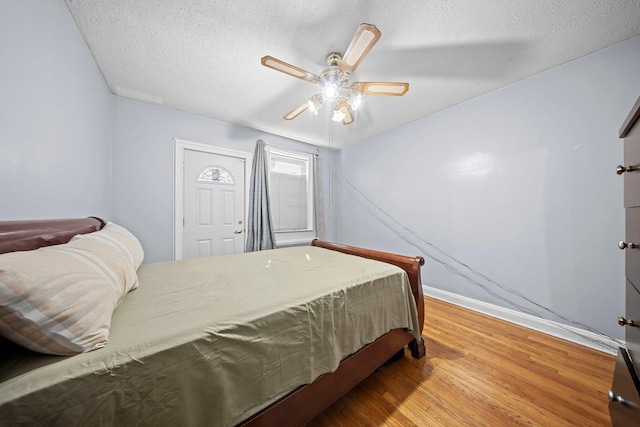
[334, 36, 640, 341]
[111, 96, 334, 263]
[0, 0, 112, 220]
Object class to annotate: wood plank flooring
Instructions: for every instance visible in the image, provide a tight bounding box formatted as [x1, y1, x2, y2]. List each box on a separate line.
[308, 296, 616, 426]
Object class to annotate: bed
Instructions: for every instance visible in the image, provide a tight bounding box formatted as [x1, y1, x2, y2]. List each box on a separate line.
[0, 217, 425, 426]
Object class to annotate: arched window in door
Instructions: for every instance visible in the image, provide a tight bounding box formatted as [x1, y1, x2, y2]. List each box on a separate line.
[197, 166, 235, 184]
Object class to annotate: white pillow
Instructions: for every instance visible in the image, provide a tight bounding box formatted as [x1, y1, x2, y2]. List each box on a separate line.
[72, 222, 144, 270]
[0, 222, 144, 355]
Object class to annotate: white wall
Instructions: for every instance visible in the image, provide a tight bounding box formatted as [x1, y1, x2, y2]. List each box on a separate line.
[112, 96, 334, 263]
[0, 0, 112, 220]
[334, 36, 640, 341]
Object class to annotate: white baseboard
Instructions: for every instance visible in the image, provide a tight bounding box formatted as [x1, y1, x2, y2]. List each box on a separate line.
[423, 285, 623, 355]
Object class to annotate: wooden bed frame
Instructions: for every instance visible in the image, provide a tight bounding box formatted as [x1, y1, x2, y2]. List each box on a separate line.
[241, 239, 425, 426]
[0, 219, 425, 426]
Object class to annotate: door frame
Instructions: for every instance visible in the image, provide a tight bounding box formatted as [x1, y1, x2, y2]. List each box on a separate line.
[174, 138, 253, 260]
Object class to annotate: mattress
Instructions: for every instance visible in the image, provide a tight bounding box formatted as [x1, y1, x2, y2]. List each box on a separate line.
[0, 246, 419, 426]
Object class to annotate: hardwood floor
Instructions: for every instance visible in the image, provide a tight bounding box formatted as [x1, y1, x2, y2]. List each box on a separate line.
[308, 296, 616, 426]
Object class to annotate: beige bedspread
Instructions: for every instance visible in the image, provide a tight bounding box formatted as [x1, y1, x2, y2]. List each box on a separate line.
[0, 246, 419, 426]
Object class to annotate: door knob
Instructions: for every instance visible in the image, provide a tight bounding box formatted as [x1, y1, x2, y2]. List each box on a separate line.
[618, 316, 638, 327]
[616, 165, 636, 175]
[608, 390, 626, 404]
[234, 229, 243, 234]
[618, 241, 638, 249]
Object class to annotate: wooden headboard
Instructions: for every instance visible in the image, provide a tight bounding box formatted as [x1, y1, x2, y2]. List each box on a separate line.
[0, 217, 105, 255]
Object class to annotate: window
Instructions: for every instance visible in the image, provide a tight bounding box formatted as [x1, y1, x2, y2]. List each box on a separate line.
[197, 166, 234, 184]
[267, 147, 315, 245]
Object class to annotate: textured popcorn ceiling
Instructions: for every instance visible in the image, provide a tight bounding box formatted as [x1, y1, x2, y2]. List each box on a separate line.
[65, 0, 640, 149]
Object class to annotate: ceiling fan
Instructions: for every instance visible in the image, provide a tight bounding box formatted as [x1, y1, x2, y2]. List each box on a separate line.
[261, 24, 409, 125]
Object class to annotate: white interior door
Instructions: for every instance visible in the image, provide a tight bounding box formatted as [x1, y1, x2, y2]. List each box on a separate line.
[183, 149, 246, 258]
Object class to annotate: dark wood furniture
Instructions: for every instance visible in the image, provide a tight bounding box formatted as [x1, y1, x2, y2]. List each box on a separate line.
[0, 217, 104, 254]
[610, 95, 640, 426]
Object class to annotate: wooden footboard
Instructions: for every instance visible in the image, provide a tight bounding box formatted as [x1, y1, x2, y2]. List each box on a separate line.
[311, 239, 425, 356]
[311, 239, 425, 359]
[240, 239, 425, 426]
[0, 217, 105, 254]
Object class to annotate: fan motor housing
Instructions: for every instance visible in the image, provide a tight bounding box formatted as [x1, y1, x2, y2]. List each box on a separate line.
[326, 52, 342, 66]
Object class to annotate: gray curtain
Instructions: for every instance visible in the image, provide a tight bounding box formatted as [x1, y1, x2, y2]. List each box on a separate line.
[313, 152, 325, 240]
[245, 139, 276, 252]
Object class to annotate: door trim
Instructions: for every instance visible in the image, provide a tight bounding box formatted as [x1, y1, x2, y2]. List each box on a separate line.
[174, 139, 253, 260]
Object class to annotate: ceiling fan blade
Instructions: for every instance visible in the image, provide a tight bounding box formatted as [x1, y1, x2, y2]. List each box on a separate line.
[342, 106, 354, 125]
[283, 99, 310, 120]
[338, 24, 381, 76]
[351, 82, 409, 96]
[333, 99, 354, 125]
[261, 56, 319, 83]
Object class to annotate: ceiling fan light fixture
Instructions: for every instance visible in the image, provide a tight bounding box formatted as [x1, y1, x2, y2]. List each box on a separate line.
[261, 23, 408, 126]
[348, 92, 362, 110]
[342, 108, 354, 125]
[322, 82, 339, 101]
[333, 99, 354, 124]
[331, 105, 346, 122]
[307, 94, 323, 115]
[320, 65, 342, 101]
